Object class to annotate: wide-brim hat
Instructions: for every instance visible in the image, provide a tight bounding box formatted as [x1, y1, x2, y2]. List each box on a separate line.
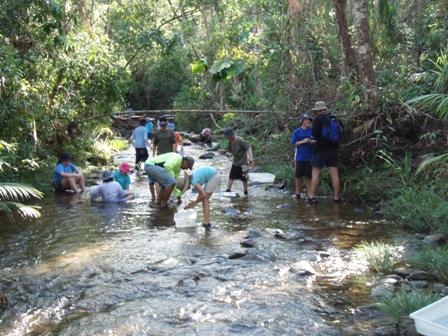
[175, 174, 190, 195]
[312, 101, 328, 111]
[102, 170, 114, 181]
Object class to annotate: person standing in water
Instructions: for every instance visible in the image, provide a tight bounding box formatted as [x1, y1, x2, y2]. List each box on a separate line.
[183, 166, 221, 230]
[291, 113, 315, 199]
[132, 119, 150, 174]
[152, 117, 176, 156]
[223, 128, 253, 196]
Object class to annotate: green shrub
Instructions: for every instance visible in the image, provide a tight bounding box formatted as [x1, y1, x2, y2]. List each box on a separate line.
[382, 188, 448, 234]
[109, 139, 129, 151]
[356, 241, 397, 274]
[411, 246, 448, 282]
[379, 288, 440, 323]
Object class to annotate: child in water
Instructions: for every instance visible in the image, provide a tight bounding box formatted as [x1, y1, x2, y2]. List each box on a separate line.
[113, 162, 131, 190]
[91, 170, 134, 202]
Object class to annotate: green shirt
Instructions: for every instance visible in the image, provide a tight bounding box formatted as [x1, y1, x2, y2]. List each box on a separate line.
[153, 129, 175, 155]
[228, 136, 250, 166]
[146, 152, 182, 179]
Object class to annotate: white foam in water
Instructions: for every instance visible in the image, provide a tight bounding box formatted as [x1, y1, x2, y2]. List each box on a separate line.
[248, 173, 275, 183]
[174, 209, 197, 228]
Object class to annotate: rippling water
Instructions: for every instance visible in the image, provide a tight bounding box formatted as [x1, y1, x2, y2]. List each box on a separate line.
[0, 145, 396, 335]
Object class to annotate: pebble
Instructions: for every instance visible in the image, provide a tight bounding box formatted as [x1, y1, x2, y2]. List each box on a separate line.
[228, 251, 247, 260]
[198, 153, 215, 160]
[274, 231, 291, 240]
[245, 230, 262, 239]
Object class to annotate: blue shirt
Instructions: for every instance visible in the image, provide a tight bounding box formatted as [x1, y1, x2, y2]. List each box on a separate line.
[191, 166, 217, 186]
[291, 127, 313, 161]
[132, 125, 148, 149]
[113, 170, 131, 190]
[146, 121, 153, 134]
[54, 162, 78, 184]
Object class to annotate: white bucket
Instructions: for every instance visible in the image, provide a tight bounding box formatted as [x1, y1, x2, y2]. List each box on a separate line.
[174, 209, 197, 228]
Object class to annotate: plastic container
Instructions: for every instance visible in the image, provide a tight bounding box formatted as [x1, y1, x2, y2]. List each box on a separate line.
[248, 172, 276, 184]
[174, 209, 197, 228]
[409, 295, 448, 336]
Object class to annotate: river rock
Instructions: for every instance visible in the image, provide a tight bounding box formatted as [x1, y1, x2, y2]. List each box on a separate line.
[274, 230, 291, 240]
[374, 325, 397, 336]
[422, 233, 446, 246]
[407, 270, 432, 281]
[275, 203, 292, 209]
[393, 267, 413, 277]
[398, 317, 419, 336]
[289, 260, 316, 276]
[245, 230, 262, 239]
[432, 283, 448, 295]
[199, 152, 215, 160]
[182, 140, 192, 146]
[228, 251, 247, 260]
[371, 284, 395, 298]
[240, 239, 256, 248]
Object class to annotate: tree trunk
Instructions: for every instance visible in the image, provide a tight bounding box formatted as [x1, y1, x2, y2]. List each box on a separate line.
[333, 0, 358, 79]
[353, 0, 378, 109]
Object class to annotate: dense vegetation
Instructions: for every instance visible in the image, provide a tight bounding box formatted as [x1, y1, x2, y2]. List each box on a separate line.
[0, 0, 447, 323]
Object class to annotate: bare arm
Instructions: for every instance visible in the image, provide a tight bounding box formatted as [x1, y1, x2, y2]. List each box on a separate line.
[185, 184, 207, 209]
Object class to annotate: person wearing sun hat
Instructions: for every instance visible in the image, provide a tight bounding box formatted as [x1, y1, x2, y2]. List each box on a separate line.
[291, 113, 316, 200]
[113, 162, 132, 190]
[90, 170, 134, 202]
[308, 101, 342, 204]
[183, 166, 221, 230]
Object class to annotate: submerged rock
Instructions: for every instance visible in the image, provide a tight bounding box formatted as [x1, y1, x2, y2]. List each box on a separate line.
[275, 203, 292, 209]
[289, 260, 316, 276]
[245, 230, 262, 239]
[198, 152, 215, 160]
[422, 233, 446, 246]
[370, 284, 394, 298]
[228, 251, 247, 260]
[240, 239, 256, 248]
[273, 229, 292, 241]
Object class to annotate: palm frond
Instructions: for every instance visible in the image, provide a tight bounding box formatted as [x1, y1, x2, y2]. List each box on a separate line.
[1, 201, 41, 221]
[406, 93, 448, 119]
[0, 183, 43, 201]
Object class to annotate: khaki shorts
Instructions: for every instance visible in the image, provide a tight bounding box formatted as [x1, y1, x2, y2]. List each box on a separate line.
[204, 173, 221, 193]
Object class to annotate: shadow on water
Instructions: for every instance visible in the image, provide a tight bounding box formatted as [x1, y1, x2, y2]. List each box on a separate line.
[0, 145, 399, 335]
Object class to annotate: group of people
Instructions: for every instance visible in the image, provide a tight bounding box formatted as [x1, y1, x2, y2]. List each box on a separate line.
[291, 101, 342, 203]
[53, 100, 342, 229]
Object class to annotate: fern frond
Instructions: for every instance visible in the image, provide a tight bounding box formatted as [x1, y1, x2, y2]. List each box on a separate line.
[0, 183, 43, 201]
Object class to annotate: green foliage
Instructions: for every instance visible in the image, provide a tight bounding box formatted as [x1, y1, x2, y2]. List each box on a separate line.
[379, 288, 440, 323]
[356, 241, 397, 274]
[411, 246, 448, 282]
[382, 188, 448, 234]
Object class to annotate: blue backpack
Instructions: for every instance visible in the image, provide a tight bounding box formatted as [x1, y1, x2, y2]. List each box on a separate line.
[321, 115, 343, 143]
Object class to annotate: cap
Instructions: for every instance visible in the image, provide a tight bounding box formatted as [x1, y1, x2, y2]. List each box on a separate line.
[102, 170, 114, 182]
[175, 174, 190, 195]
[298, 113, 313, 125]
[183, 156, 195, 169]
[312, 101, 328, 111]
[119, 162, 131, 174]
[223, 128, 235, 138]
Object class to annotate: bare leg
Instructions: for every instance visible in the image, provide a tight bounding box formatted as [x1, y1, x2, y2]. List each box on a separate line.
[226, 178, 234, 191]
[149, 184, 156, 199]
[328, 167, 340, 200]
[61, 177, 79, 193]
[202, 193, 212, 224]
[160, 184, 174, 207]
[305, 177, 312, 198]
[77, 173, 85, 192]
[242, 180, 248, 194]
[295, 177, 302, 195]
[309, 167, 322, 199]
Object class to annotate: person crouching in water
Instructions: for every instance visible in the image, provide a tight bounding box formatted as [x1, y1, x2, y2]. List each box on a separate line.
[113, 162, 131, 190]
[291, 113, 315, 199]
[54, 153, 86, 194]
[90, 170, 134, 202]
[183, 166, 221, 230]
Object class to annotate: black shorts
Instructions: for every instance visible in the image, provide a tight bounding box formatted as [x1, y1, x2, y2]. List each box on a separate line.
[229, 165, 248, 181]
[311, 151, 339, 168]
[295, 161, 312, 178]
[147, 133, 152, 140]
[135, 148, 149, 164]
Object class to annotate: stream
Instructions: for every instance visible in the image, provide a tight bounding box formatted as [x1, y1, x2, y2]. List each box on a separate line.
[0, 143, 404, 335]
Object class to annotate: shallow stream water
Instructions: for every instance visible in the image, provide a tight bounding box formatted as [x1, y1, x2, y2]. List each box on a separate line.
[0, 144, 402, 335]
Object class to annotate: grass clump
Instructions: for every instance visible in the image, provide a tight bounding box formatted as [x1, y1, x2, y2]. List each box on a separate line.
[379, 288, 440, 323]
[382, 188, 448, 234]
[356, 241, 397, 274]
[411, 246, 448, 282]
